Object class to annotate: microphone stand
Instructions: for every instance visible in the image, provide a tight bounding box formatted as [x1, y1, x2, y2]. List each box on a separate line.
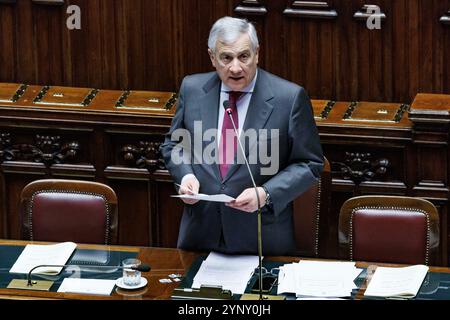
[223, 102, 283, 301]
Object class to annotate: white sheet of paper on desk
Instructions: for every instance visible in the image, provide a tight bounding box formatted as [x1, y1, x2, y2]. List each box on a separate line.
[277, 260, 363, 298]
[9, 242, 77, 275]
[171, 193, 235, 203]
[364, 265, 429, 299]
[192, 252, 259, 295]
[57, 278, 117, 296]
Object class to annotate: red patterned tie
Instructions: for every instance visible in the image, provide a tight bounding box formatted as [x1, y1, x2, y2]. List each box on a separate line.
[219, 91, 242, 179]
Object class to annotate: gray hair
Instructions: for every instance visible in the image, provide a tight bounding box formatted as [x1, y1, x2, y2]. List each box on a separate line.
[208, 16, 259, 53]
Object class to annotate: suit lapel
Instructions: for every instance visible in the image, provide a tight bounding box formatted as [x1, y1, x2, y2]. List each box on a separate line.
[199, 74, 222, 181]
[223, 69, 275, 182]
[241, 71, 275, 136]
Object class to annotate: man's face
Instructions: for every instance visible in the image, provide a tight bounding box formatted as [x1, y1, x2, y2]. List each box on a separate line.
[209, 33, 259, 91]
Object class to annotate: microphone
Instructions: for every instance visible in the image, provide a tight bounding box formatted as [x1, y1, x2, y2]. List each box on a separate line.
[223, 100, 233, 116]
[222, 100, 266, 300]
[26, 263, 151, 287]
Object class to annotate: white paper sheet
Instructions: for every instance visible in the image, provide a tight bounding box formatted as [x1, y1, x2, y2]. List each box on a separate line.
[364, 265, 429, 298]
[192, 252, 259, 295]
[57, 278, 117, 296]
[9, 242, 77, 275]
[172, 193, 235, 203]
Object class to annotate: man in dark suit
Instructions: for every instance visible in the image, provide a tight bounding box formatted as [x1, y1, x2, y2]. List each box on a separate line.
[160, 16, 323, 256]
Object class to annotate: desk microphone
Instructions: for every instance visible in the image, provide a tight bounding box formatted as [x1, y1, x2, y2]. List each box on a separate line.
[223, 100, 265, 300]
[25, 263, 151, 287]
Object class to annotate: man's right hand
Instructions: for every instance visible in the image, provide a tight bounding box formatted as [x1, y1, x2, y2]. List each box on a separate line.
[179, 175, 200, 205]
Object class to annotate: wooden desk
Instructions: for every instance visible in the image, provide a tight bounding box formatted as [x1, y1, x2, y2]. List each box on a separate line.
[1, 240, 450, 300]
[0, 240, 197, 300]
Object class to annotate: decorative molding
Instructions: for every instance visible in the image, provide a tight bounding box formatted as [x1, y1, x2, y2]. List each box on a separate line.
[11, 84, 28, 103]
[115, 91, 177, 111]
[343, 102, 359, 120]
[393, 104, 410, 123]
[32, 86, 51, 104]
[0, 133, 80, 167]
[343, 102, 410, 123]
[115, 91, 131, 109]
[31, 0, 64, 5]
[0, 84, 28, 104]
[440, 10, 450, 25]
[319, 101, 336, 120]
[81, 89, 99, 107]
[34, 135, 80, 166]
[234, 0, 267, 16]
[353, 5, 386, 21]
[0, 133, 14, 162]
[165, 93, 178, 111]
[32, 86, 98, 107]
[332, 152, 389, 185]
[121, 141, 165, 172]
[283, 1, 338, 19]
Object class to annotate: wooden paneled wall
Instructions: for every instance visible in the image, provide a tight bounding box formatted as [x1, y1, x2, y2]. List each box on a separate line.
[0, 0, 449, 102]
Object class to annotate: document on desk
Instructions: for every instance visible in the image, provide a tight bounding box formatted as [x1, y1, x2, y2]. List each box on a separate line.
[172, 193, 235, 203]
[192, 252, 259, 295]
[364, 265, 429, 299]
[9, 242, 77, 275]
[278, 261, 363, 298]
[58, 278, 116, 296]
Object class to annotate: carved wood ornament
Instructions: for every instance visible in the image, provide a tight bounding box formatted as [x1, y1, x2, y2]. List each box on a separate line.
[121, 141, 165, 172]
[333, 152, 389, 186]
[0, 133, 80, 167]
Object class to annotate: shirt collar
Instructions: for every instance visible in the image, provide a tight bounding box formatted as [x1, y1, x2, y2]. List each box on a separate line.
[220, 69, 258, 94]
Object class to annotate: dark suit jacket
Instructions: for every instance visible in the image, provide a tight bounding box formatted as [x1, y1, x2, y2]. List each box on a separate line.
[160, 68, 324, 255]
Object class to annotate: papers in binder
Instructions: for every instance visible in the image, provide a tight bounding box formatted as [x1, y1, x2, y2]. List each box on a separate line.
[364, 265, 429, 299]
[9, 242, 77, 275]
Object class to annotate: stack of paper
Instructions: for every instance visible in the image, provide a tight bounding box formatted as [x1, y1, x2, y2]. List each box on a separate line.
[364, 265, 429, 299]
[277, 261, 363, 298]
[192, 252, 259, 295]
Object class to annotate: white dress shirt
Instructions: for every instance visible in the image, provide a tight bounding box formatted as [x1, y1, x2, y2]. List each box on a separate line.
[217, 70, 258, 144]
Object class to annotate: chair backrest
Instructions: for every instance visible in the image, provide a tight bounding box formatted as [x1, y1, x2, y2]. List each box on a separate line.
[20, 179, 118, 245]
[293, 157, 331, 257]
[339, 195, 440, 265]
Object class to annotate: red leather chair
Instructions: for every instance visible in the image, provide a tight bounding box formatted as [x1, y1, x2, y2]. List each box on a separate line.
[293, 158, 331, 257]
[20, 179, 118, 245]
[339, 195, 440, 265]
